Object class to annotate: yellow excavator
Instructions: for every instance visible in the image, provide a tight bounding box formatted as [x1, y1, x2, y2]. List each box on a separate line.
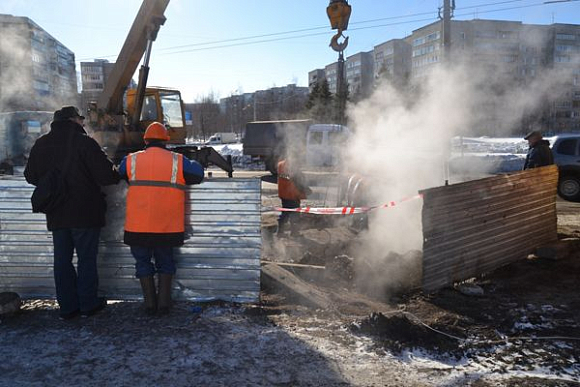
[88, 0, 233, 176]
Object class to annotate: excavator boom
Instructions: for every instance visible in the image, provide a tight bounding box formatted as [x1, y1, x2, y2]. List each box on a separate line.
[96, 0, 169, 114]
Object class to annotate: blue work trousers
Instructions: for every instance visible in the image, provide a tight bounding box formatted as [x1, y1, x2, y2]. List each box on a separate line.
[52, 228, 101, 315]
[130, 246, 176, 278]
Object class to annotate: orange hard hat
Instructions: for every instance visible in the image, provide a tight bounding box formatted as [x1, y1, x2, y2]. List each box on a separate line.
[143, 122, 170, 142]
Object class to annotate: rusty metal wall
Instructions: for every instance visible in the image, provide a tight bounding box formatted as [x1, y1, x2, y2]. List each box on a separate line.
[421, 165, 558, 292]
[0, 176, 261, 302]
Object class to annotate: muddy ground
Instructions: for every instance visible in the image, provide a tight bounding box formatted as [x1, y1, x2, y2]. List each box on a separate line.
[1, 187, 579, 386]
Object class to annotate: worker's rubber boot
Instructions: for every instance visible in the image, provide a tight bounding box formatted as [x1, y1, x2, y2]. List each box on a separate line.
[157, 274, 173, 315]
[139, 276, 157, 316]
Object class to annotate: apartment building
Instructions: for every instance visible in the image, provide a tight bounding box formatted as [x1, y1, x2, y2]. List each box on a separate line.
[80, 59, 116, 115]
[373, 39, 412, 85]
[345, 51, 374, 99]
[0, 14, 78, 112]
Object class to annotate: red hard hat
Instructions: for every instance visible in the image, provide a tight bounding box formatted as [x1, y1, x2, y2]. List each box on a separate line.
[143, 122, 170, 142]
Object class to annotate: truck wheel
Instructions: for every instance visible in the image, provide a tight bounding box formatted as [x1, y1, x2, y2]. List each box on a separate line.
[558, 175, 580, 202]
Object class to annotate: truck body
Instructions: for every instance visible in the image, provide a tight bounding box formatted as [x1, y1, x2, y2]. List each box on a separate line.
[243, 120, 350, 173]
[205, 132, 237, 145]
[243, 120, 312, 174]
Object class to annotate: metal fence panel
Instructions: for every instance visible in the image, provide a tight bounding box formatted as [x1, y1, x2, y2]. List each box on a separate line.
[421, 166, 558, 292]
[0, 176, 261, 303]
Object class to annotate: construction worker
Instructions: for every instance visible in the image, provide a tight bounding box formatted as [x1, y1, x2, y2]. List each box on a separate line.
[118, 122, 204, 315]
[277, 157, 311, 237]
[523, 130, 554, 170]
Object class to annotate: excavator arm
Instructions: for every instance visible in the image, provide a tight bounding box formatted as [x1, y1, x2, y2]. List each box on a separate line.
[170, 145, 234, 177]
[96, 0, 169, 114]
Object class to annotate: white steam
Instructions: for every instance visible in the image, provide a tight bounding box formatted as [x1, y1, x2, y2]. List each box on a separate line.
[345, 57, 576, 292]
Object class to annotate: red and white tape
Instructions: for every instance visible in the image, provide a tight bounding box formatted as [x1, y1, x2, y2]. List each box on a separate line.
[269, 194, 423, 215]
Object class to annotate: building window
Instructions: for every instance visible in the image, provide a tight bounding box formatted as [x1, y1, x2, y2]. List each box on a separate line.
[501, 55, 516, 63]
[498, 31, 517, 39]
[556, 45, 575, 52]
[556, 33, 576, 41]
[33, 80, 50, 91]
[555, 56, 571, 63]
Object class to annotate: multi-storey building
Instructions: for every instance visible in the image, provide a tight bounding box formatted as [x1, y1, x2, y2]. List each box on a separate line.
[308, 69, 326, 90]
[0, 14, 78, 112]
[324, 62, 340, 94]
[309, 19, 580, 133]
[220, 84, 309, 133]
[345, 51, 374, 100]
[547, 24, 580, 132]
[80, 59, 116, 115]
[373, 39, 412, 85]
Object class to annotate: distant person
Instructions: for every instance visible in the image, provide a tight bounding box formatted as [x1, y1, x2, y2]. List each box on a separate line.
[523, 130, 554, 170]
[277, 157, 311, 237]
[118, 122, 204, 315]
[24, 106, 120, 320]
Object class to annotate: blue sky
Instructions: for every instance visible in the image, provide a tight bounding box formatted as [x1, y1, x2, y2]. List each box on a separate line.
[1, 0, 579, 102]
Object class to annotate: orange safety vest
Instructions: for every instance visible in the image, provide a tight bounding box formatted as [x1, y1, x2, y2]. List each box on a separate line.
[278, 159, 306, 201]
[125, 147, 186, 234]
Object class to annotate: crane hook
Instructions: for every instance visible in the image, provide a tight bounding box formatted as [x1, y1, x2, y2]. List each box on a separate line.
[330, 31, 349, 52]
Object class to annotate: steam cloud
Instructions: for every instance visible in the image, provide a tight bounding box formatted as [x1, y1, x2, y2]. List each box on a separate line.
[344, 52, 577, 293]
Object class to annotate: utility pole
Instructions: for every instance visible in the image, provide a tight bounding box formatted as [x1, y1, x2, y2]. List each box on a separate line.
[440, 0, 455, 64]
[440, 0, 455, 186]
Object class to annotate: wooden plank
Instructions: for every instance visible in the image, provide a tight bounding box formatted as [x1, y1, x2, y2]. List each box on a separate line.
[261, 261, 325, 269]
[261, 263, 332, 309]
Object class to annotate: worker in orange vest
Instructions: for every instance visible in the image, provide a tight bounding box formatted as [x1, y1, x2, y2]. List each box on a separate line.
[277, 158, 311, 237]
[118, 122, 204, 315]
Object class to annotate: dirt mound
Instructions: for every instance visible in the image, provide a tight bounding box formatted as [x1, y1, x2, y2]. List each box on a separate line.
[354, 250, 423, 298]
[351, 312, 461, 354]
[326, 255, 355, 282]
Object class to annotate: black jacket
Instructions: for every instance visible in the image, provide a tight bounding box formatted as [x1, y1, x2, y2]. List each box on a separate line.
[24, 120, 120, 230]
[523, 140, 554, 170]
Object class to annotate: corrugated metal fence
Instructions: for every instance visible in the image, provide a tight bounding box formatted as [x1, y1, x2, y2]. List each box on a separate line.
[0, 176, 261, 302]
[421, 165, 558, 292]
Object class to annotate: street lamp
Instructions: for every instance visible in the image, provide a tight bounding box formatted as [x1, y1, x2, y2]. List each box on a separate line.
[327, 0, 351, 125]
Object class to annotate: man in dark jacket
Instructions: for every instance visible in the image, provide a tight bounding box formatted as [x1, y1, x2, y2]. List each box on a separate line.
[523, 130, 554, 170]
[24, 106, 119, 320]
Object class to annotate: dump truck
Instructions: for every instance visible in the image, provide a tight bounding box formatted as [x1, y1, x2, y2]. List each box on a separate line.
[243, 120, 312, 174]
[87, 0, 233, 176]
[243, 120, 350, 174]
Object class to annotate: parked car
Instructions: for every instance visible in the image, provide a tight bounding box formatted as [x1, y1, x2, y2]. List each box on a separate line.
[551, 134, 580, 202]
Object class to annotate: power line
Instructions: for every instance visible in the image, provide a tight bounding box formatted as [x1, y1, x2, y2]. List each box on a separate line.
[76, 0, 573, 61]
[76, 0, 543, 61]
[157, 2, 552, 57]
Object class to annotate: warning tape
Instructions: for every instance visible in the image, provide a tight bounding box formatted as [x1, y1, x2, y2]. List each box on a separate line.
[266, 194, 423, 215]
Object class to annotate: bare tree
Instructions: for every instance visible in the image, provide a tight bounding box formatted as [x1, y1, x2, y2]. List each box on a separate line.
[191, 92, 221, 141]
